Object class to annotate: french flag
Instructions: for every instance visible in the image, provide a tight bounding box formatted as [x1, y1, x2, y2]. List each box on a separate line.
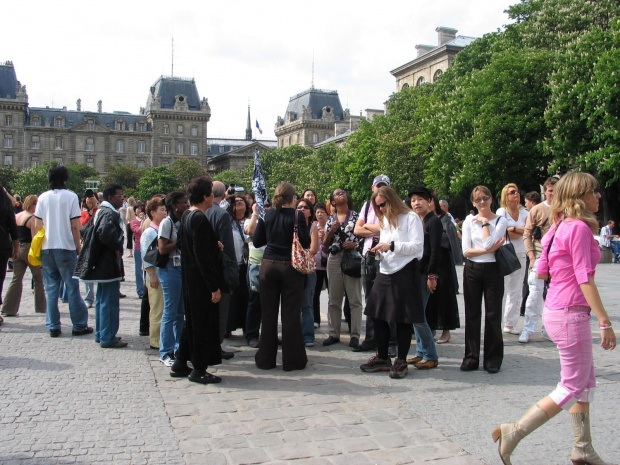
[255, 120, 263, 135]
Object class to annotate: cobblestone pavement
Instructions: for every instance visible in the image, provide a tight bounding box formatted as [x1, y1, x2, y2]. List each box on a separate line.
[1, 257, 619, 464]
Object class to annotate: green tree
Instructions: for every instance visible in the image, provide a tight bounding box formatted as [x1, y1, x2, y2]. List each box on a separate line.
[136, 166, 180, 201]
[171, 157, 206, 187]
[0, 167, 18, 193]
[12, 165, 49, 197]
[65, 163, 99, 194]
[104, 163, 144, 193]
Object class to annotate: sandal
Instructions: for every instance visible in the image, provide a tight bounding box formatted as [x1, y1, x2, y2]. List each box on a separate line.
[188, 370, 222, 384]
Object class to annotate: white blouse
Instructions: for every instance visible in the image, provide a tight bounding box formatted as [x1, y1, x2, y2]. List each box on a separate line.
[462, 214, 508, 263]
[495, 207, 529, 254]
[378, 212, 424, 275]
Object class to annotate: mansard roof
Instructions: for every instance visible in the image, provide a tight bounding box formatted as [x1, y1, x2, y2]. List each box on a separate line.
[0, 62, 18, 99]
[284, 88, 345, 121]
[27, 107, 148, 130]
[147, 76, 202, 111]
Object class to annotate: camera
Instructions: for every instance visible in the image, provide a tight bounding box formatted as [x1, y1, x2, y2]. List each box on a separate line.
[329, 243, 341, 255]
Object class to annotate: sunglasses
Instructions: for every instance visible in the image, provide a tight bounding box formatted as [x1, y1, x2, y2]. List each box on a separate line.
[592, 187, 601, 195]
[507, 190, 519, 195]
[377, 201, 388, 209]
[297, 205, 310, 210]
[473, 195, 491, 204]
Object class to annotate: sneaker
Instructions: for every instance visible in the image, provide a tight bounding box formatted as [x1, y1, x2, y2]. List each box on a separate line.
[349, 337, 359, 348]
[518, 330, 530, 343]
[160, 353, 175, 367]
[313, 322, 320, 329]
[503, 326, 520, 335]
[389, 358, 408, 379]
[248, 339, 260, 348]
[541, 327, 552, 341]
[360, 355, 392, 373]
[305, 342, 315, 348]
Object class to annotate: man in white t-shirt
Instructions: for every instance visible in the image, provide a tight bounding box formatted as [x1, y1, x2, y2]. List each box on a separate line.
[34, 165, 90, 338]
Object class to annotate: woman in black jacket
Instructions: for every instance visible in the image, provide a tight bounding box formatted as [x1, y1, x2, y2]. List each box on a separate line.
[0, 186, 18, 325]
[253, 182, 311, 371]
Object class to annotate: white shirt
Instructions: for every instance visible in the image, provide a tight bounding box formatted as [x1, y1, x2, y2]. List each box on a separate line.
[495, 207, 529, 254]
[34, 189, 81, 250]
[378, 212, 424, 275]
[462, 214, 508, 263]
[359, 200, 379, 254]
[158, 216, 180, 258]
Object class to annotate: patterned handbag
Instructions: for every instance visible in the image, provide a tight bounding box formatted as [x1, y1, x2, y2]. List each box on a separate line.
[291, 211, 316, 275]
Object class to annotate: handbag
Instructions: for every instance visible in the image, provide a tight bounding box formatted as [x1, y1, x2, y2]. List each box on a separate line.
[291, 211, 316, 274]
[143, 234, 169, 268]
[494, 218, 521, 277]
[28, 227, 45, 266]
[341, 249, 363, 278]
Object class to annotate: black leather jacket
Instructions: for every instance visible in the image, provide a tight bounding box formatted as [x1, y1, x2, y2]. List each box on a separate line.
[75, 205, 123, 282]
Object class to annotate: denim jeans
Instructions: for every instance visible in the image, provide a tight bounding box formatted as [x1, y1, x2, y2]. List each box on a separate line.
[301, 272, 316, 344]
[414, 274, 438, 361]
[84, 282, 95, 305]
[245, 264, 262, 342]
[42, 249, 88, 331]
[159, 262, 184, 359]
[95, 281, 121, 346]
[134, 251, 144, 298]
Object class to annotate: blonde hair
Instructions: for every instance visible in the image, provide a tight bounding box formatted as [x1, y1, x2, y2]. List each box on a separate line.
[550, 172, 599, 233]
[372, 186, 411, 229]
[23, 195, 38, 212]
[499, 183, 522, 210]
[272, 182, 295, 210]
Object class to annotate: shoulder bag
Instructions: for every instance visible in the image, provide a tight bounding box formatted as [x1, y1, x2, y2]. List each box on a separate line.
[494, 217, 522, 277]
[291, 210, 316, 275]
[339, 210, 362, 278]
[28, 227, 45, 266]
[143, 222, 170, 268]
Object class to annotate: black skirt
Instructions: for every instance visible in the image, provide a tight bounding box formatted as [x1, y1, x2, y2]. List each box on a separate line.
[364, 258, 424, 325]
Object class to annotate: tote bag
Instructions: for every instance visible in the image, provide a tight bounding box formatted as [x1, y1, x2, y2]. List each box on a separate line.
[494, 218, 521, 277]
[28, 227, 45, 266]
[291, 211, 316, 275]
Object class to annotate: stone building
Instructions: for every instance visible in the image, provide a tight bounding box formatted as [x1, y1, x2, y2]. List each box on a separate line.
[390, 27, 476, 91]
[0, 61, 212, 173]
[274, 87, 361, 148]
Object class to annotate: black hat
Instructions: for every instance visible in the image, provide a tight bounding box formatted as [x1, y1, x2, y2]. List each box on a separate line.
[408, 186, 433, 200]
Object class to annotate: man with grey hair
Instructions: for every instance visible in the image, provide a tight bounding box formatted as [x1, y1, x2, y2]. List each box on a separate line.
[206, 181, 238, 359]
[439, 199, 456, 225]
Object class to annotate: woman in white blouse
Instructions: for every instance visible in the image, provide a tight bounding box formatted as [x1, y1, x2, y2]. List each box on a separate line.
[360, 186, 424, 379]
[461, 186, 507, 374]
[496, 183, 529, 335]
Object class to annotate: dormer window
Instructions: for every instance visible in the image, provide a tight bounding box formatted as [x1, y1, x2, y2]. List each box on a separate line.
[115, 120, 125, 131]
[138, 122, 146, 132]
[87, 119, 94, 130]
[54, 117, 64, 128]
[31, 116, 41, 127]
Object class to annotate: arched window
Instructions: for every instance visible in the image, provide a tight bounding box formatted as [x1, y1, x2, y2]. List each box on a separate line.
[433, 69, 443, 82]
[401, 83, 410, 90]
[416, 77, 426, 86]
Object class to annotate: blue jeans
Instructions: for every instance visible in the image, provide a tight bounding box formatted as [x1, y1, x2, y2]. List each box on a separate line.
[245, 264, 262, 342]
[159, 263, 184, 359]
[301, 272, 316, 344]
[413, 275, 438, 361]
[42, 249, 88, 331]
[84, 282, 95, 305]
[134, 251, 144, 298]
[95, 281, 121, 346]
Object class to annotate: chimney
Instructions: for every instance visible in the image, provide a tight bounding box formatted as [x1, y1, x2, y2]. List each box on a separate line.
[416, 44, 435, 57]
[97, 100, 102, 113]
[76, 98, 81, 111]
[436, 27, 458, 46]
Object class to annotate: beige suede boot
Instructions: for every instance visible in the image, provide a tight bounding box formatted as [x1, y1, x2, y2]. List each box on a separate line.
[570, 412, 615, 465]
[492, 405, 549, 465]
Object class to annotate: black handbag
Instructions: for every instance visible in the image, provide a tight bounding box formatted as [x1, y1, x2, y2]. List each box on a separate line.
[143, 236, 169, 268]
[341, 249, 362, 278]
[494, 218, 521, 277]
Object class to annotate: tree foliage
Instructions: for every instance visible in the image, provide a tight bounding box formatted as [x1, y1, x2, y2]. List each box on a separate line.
[104, 163, 144, 194]
[135, 166, 180, 201]
[170, 157, 207, 187]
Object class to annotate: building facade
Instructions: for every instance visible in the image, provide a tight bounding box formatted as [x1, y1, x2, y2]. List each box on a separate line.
[390, 27, 476, 91]
[274, 87, 361, 148]
[0, 61, 212, 173]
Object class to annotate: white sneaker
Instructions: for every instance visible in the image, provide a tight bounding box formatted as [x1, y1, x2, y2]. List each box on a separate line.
[503, 327, 520, 335]
[541, 327, 552, 341]
[305, 342, 315, 347]
[160, 353, 175, 367]
[518, 330, 530, 343]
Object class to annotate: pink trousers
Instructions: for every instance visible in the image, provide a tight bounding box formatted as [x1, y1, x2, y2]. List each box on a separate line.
[542, 306, 596, 410]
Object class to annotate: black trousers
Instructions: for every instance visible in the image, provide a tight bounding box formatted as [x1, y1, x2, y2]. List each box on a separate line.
[374, 318, 413, 360]
[313, 269, 327, 324]
[139, 285, 150, 334]
[462, 260, 504, 370]
[255, 260, 307, 371]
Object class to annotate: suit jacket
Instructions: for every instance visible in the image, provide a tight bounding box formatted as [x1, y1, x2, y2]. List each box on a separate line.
[205, 203, 239, 290]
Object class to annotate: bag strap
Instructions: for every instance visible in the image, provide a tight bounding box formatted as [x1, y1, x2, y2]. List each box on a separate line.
[293, 208, 299, 232]
[495, 216, 512, 244]
[364, 199, 371, 220]
[545, 221, 561, 286]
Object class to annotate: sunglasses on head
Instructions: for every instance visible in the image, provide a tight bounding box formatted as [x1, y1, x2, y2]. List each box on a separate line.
[473, 195, 491, 204]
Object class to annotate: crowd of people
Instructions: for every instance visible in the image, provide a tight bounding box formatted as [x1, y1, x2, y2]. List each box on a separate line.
[0, 166, 616, 462]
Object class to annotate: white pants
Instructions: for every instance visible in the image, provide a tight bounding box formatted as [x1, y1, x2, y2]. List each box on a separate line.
[522, 258, 544, 334]
[502, 252, 527, 328]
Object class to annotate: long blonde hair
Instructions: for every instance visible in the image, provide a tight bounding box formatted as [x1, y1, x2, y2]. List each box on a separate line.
[372, 186, 411, 229]
[550, 172, 599, 233]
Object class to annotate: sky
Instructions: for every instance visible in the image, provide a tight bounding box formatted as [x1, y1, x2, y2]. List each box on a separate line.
[2, 0, 516, 140]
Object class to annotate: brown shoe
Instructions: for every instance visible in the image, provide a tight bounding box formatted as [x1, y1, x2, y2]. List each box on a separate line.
[406, 355, 423, 365]
[101, 340, 128, 348]
[414, 359, 438, 370]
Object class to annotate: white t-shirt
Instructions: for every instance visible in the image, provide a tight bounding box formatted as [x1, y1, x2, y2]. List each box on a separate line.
[158, 216, 180, 258]
[495, 207, 529, 254]
[34, 189, 81, 250]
